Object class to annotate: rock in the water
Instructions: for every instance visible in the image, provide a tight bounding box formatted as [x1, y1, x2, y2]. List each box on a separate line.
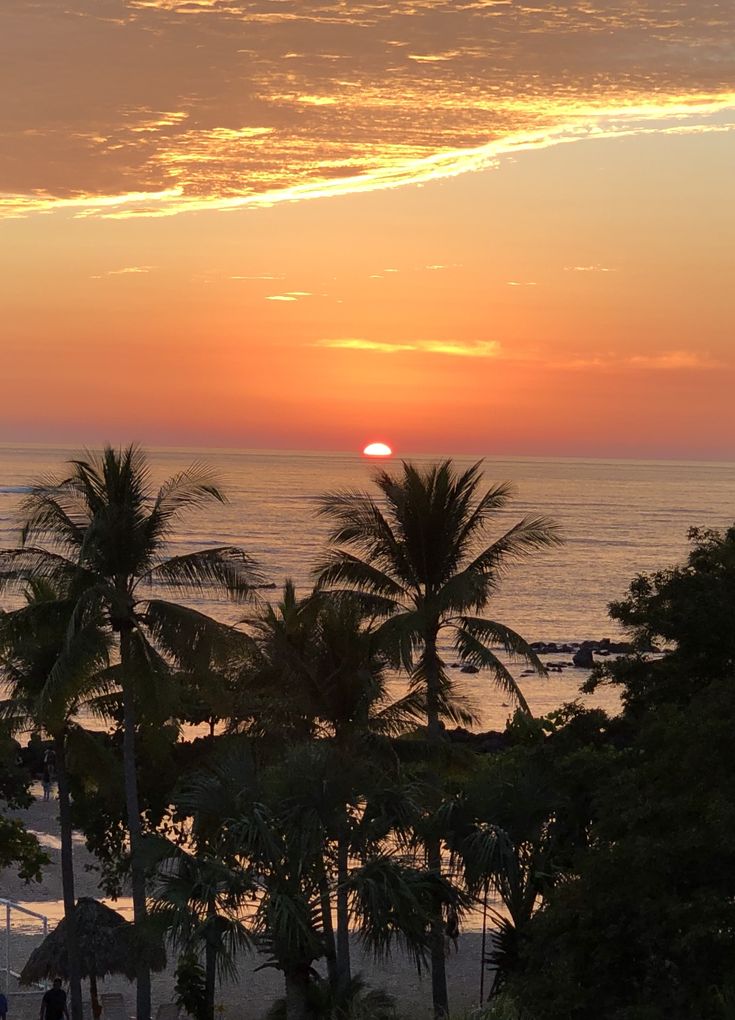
[573, 645, 595, 669]
[460, 663, 480, 674]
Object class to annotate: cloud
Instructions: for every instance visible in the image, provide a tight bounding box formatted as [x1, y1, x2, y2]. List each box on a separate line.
[230, 273, 285, 280]
[627, 351, 719, 370]
[564, 265, 617, 273]
[89, 265, 154, 278]
[2, 1, 734, 219]
[560, 350, 720, 372]
[315, 338, 501, 358]
[266, 291, 312, 301]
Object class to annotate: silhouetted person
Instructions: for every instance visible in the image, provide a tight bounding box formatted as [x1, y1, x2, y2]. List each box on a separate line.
[40, 979, 68, 1020]
[41, 767, 51, 802]
[0, 990, 9, 1020]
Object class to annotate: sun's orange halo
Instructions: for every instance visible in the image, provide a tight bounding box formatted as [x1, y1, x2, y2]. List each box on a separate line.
[363, 442, 392, 457]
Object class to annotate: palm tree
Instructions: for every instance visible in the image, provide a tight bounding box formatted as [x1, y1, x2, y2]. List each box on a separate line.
[0, 578, 110, 1020]
[242, 585, 428, 991]
[0, 444, 261, 1020]
[316, 460, 560, 1017]
[178, 740, 459, 1020]
[151, 837, 251, 1020]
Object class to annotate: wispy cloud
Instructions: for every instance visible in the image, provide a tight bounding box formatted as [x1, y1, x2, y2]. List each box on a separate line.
[628, 351, 718, 370]
[315, 338, 501, 358]
[267, 291, 312, 301]
[560, 350, 720, 372]
[89, 265, 154, 278]
[564, 265, 617, 273]
[230, 273, 285, 280]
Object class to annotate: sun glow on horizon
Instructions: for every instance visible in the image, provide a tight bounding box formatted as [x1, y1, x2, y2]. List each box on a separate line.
[363, 442, 393, 457]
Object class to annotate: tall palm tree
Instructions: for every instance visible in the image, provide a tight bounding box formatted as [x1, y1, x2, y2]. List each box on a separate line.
[0, 578, 110, 1020]
[316, 460, 560, 1017]
[0, 445, 261, 1020]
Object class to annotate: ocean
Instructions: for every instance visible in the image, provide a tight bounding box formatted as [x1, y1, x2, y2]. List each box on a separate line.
[1, 444, 734, 729]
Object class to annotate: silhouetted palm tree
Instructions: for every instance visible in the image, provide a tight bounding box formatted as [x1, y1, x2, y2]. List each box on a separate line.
[0, 445, 261, 1020]
[242, 584, 426, 990]
[179, 741, 457, 1020]
[316, 460, 560, 1017]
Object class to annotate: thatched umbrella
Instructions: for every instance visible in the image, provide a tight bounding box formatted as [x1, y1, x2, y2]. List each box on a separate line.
[20, 898, 166, 1018]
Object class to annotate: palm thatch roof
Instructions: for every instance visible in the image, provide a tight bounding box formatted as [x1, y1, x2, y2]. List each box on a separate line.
[20, 898, 166, 985]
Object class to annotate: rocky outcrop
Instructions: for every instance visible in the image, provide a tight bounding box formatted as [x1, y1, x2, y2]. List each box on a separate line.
[572, 644, 595, 669]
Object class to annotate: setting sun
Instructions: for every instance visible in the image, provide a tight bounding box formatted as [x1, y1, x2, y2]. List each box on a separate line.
[363, 442, 393, 457]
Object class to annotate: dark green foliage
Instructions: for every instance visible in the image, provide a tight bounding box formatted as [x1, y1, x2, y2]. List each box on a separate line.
[444, 703, 619, 993]
[174, 951, 209, 1020]
[513, 525, 735, 1019]
[265, 973, 399, 1020]
[0, 813, 49, 882]
[0, 726, 48, 881]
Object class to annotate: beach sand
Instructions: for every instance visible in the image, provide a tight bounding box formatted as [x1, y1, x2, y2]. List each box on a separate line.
[1, 788, 491, 1019]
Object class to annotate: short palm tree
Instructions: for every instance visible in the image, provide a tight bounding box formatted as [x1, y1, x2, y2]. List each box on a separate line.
[0, 444, 261, 1020]
[242, 585, 427, 990]
[0, 578, 110, 1020]
[316, 460, 560, 1017]
[151, 836, 251, 1020]
[179, 741, 457, 1020]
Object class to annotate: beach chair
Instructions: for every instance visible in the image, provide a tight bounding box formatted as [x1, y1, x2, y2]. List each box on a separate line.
[154, 1005, 179, 1020]
[100, 992, 127, 1020]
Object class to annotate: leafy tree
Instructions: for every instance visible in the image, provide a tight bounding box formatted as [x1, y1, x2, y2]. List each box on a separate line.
[445, 704, 617, 996]
[317, 460, 560, 1016]
[0, 445, 260, 1020]
[0, 579, 109, 1020]
[0, 729, 48, 880]
[513, 525, 735, 1019]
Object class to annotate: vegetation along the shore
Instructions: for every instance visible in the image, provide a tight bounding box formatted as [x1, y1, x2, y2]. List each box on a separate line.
[1, 446, 734, 1020]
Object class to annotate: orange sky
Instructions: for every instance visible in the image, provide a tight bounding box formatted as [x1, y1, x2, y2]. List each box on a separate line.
[1, 0, 734, 458]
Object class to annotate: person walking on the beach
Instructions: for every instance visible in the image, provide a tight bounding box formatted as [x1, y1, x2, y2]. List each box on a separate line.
[40, 979, 68, 1020]
[41, 767, 52, 802]
[0, 990, 9, 1020]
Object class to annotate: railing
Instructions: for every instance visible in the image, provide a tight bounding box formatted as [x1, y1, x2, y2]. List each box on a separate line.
[0, 899, 49, 990]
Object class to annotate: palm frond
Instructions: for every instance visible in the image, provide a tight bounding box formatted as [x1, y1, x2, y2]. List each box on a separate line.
[0, 548, 84, 595]
[144, 465, 226, 547]
[143, 599, 247, 668]
[458, 617, 545, 671]
[140, 547, 264, 601]
[452, 625, 532, 715]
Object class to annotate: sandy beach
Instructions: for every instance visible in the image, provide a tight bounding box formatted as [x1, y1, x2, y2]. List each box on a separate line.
[1, 786, 491, 1019]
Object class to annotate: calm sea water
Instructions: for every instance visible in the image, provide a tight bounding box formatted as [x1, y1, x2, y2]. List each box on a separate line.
[1, 444, 734, 728]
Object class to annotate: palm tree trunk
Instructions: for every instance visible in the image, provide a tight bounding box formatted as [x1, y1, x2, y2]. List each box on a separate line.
[89, 974, 102, 1020]
[120, 629, 152, 1020]
[336, 834, 351, 991]
[424, 631, 442, 739]
[284, 966, 310, 1020]
[55, 734, 83, 1020]
[424, 631, 449, 1018]
[317, 861, 338, 990]
[204, 898, 217, 1020]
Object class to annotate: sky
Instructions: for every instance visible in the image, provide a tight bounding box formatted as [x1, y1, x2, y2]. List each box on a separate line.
[1, 0, 734, 459]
